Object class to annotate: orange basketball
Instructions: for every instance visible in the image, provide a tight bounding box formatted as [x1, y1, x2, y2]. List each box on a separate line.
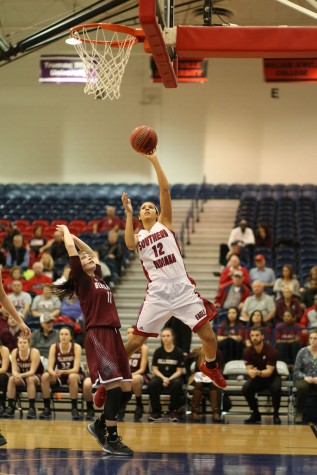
[130, 125, 158, 154]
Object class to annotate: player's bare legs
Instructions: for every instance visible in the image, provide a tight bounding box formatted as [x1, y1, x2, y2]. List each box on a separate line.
[125, 334, 147, 359]
[196, 321, 227, 389]
[196, 322, 217, 360]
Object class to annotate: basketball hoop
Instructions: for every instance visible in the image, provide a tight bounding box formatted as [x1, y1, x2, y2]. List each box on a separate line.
[69, 23, 145, 100]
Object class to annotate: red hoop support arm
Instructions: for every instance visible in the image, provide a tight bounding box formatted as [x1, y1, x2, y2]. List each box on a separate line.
[175, 26, 317, 59]
[139, 0, 178, 88]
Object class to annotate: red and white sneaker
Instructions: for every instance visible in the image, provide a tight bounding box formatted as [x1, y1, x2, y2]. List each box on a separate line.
[93, 386, 107, 408]
[199, 362, 227, 389]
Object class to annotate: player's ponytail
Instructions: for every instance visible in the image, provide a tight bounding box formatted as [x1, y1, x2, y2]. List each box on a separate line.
[50, 272, 76, 301]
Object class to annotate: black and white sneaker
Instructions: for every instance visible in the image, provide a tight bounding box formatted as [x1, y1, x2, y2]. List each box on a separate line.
[103, 436, 134, 456]
[39, 408, 52, 420]
[87, 419, 106, 448]
[148, 413, 162, 422]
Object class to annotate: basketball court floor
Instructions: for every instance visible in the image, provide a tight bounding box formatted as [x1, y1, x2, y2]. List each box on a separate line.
[0, 416, 316, 474]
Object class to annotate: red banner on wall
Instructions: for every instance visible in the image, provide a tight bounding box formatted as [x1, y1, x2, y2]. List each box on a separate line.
[264, 58, 317, 82]
[151, 58, 208, 83]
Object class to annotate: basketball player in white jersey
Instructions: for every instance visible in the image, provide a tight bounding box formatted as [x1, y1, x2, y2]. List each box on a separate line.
[121, 151, 226, 390]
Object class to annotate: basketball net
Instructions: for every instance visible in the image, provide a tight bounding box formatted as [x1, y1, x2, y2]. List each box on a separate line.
[70, 24, 141, 100]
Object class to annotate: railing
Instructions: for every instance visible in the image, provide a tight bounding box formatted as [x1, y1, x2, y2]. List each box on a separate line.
[179, 198, 201, 257]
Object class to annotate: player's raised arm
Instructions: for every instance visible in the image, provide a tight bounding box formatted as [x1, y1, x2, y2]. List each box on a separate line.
[122, 192, 138, 250]
[144, 152, 172, 229]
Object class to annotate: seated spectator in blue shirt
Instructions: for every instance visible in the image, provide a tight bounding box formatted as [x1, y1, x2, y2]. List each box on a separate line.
[249, 254, 275, 292]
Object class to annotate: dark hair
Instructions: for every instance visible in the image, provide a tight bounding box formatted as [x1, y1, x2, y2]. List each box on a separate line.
[161, 327, 175, 340]
[249, 310, 264, 327]
[226, 306, 240, 324]
[282, 265, 293, 279]
[250, 326, 264, 335]
[139, 201, 160, 216]
[59, 326, 73, 339]
[50, 271, 76, 301]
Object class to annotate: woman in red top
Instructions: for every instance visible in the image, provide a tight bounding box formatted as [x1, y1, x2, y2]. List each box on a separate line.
[51, 225, 133, 456]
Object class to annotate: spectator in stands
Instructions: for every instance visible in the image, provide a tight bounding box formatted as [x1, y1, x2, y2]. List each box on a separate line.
[255, 222, 273, 249]
[215, 270, 250, 310]
[189, 347, 223, 423]
[99, 230, 124, 277]
[118, 327, 150, 422]
[227, 219, 255, 264]
[3, 266, 27, 294]
[241, 281, 276, 324]
[93, 206, 122, 233]
[93, 250, 112, 285]
[303, 265, 317, 290]
[275, 286, 302, 323]
[4, 336, 44, 419]
[1, 222, 21, 252]
[222, 241, 250, 268]
[39, 252, 55, 280]
[27, 225, 46, 257]
[30, 284, 61, 322]
[274, 310, 302, 368]
[39, 231, 68, 277]
[121, 214, 142, 234]
[273, 265, 300, 299]
[242, 327, 282, 425]
[300, 279, 317, 310]
[219, 255, 250, 288]
[164, 316, 192, 359]
[8, 280, 32, 320]
[0, 315, 21, 352]
[244, 310, 271, 347]
[0, 340, 10, 416]
[53, 263, 70, 286]
[147, 327, 185, 422]
[293, 330, 317, 424]
[26, 262, 52, 296]
[39, 326, 84, 420]
[216, 307, 245, 363]
[249, 254, 275, 291]
[299, 294, 317, 347]
[30, 315, 59, 360]
[60, 295, 83, 325]
[6, 234, 30, 270]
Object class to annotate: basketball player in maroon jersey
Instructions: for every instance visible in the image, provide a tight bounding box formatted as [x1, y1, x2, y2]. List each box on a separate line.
[51, 225, 133, 456]
[5, 336, 44, 419]
[0, 268, 31, 446]
[40, 326, 85, 420]
[122, 151, 226, 390]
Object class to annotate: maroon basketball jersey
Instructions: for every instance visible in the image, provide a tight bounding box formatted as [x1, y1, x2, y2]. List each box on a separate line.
[55, 342, 75, 371]
[129, 349, 142, 374]
[16, 348, 44, 375]
[70, 256, 121, 331]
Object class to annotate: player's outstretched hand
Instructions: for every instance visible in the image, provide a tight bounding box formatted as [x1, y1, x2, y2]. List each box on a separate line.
[56, 224, 68, 236]
[141, 151, 157, 162]
[122, 192, 133, 214]
[19, 322, 32, 339]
